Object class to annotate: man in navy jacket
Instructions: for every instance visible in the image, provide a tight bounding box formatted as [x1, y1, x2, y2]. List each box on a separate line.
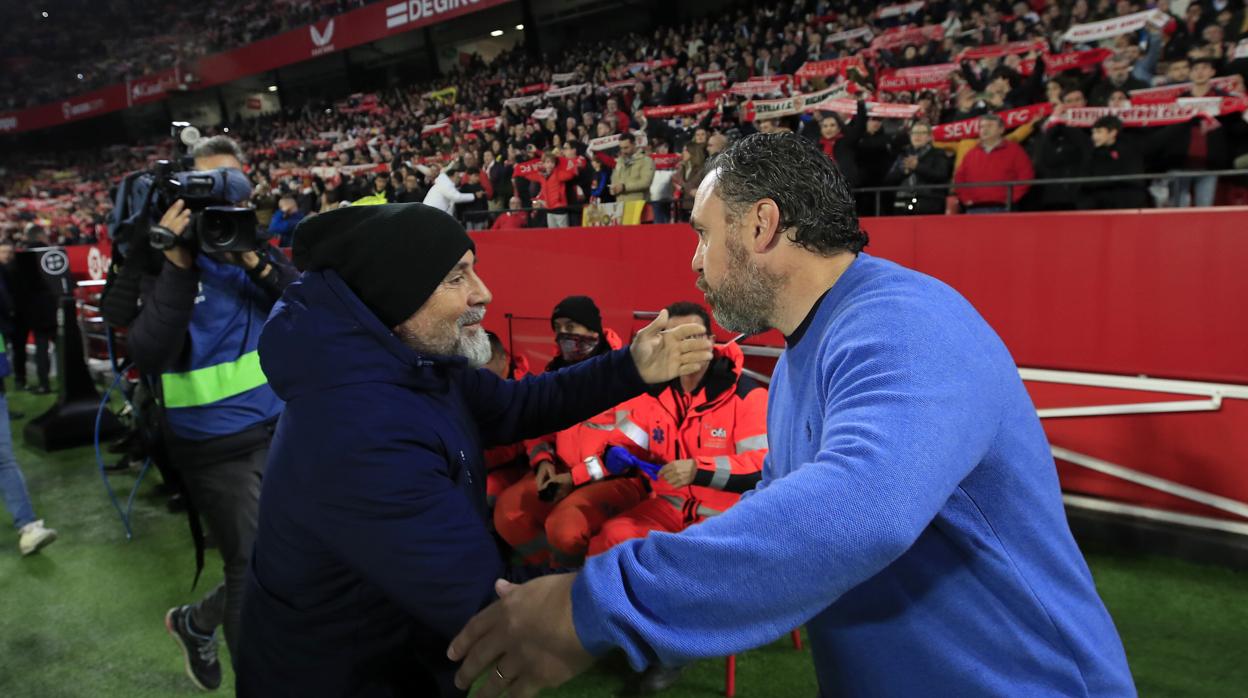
[236, 203, 711, 697]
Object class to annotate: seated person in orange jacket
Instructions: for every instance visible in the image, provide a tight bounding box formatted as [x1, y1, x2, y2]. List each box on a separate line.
[586, 302, 768, 557]
[493, 296, 648, 567]
[482, 331, 532, 511]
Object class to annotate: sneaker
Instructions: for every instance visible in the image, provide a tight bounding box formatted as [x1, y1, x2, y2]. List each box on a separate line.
[640, 665, 685, 693]
[165, 606, 222, 691]
[18, 520, 57, 556]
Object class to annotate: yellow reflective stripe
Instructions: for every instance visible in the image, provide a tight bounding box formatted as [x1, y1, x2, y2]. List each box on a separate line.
[161, 350, 269, 409]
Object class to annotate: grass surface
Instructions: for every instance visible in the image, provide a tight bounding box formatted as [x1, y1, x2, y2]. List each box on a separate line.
[0, 387, 1244, 697]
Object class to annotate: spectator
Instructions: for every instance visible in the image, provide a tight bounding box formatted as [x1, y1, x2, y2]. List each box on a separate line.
[422, 163, 479, 216]
[268, 195, 305, 248]
[589, 157, 614, 203]
[954, 114, 1035, 213]
[523, 153, 576, 228]
[458, 171, 490, 230]
[491, 197, 530, 230]
[672, 142, 708, 219]
[1077, 116, 1151, 210]
[609, 133, 656, 204]
[802, 100, 867, 187]
[395, 172, 426, 204]
[706, 133, 729, 158]
[648, 140, 678, 224]
[883, 122, 954, 215]
[1090, 56, 1151, 105]
[251, 181, 277, 229]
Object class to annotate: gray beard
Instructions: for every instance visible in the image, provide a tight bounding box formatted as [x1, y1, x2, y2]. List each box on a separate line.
[697, 236, 781, 336]
[396, 308, 492, 368]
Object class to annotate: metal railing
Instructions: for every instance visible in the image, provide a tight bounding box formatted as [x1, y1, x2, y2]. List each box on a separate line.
[855, 168, 1248, 216]
[456, 169, 1248, 225]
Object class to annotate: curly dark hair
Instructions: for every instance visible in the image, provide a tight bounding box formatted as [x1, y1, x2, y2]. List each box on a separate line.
[708, 132, 867, 256]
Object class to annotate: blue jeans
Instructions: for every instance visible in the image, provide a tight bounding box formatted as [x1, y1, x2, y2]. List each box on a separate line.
[1168, 174, 1217, 207]
[0, 394, 36, 529]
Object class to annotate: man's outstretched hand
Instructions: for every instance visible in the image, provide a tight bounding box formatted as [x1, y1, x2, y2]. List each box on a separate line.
[630, 309, 715, 384]
[448, 574, 595, 698]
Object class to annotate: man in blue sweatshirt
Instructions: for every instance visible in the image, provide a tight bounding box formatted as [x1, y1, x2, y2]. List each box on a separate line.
[448, 133, 1137, 697]
[235, 203, 713, 697]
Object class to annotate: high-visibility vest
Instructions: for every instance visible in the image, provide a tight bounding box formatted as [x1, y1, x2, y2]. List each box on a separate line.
[160, 255, 283, 440]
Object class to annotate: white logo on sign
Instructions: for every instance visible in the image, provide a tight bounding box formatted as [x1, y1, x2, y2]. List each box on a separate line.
[310, 19, 335, 47]
[386, 0, 480, 29]
[0, 116, 16, 132]
[40, 250, 68, 276]
[86, 246, 111, 281]
[62, 102, 73, 120]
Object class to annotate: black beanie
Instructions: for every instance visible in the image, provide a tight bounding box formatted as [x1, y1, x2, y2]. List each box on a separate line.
[292, 203, 475, 328]
[551, 295, 603, 335]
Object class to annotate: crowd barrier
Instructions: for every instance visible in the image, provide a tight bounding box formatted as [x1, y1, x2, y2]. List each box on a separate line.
[58, 209, 1248, 533]
[467, 209, 1248, 532]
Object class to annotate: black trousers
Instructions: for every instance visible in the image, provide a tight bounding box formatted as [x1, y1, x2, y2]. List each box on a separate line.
[9, 327, 53, 389]
[182, 446, 267, 663]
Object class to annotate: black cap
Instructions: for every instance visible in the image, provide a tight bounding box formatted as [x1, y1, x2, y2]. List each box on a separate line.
[292, 203, 475, 328]
[551, 295, 603, 335]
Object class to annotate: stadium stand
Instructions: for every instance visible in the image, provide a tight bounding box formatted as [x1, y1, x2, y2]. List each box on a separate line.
[3, 0, 1248, 245]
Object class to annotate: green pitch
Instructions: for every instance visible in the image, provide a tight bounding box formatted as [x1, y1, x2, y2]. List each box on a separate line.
[0, 388, 1244, 697]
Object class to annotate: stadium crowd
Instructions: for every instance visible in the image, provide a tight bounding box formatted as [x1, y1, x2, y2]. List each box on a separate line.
[0, 0, 370, 110]
[4, 0, 1248, 245]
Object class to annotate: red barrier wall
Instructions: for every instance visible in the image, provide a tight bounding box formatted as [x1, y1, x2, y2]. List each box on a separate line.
[470, 209, 1248, 523]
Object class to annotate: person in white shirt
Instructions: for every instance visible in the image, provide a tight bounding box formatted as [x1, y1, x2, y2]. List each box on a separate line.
[421, 163, 479, 216]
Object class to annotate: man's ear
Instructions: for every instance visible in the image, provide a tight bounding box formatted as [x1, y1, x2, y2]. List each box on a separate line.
[750, 199, 783, 254]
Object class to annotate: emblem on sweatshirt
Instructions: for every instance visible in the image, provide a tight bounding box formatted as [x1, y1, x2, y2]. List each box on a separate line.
[652, 427, 665, 445]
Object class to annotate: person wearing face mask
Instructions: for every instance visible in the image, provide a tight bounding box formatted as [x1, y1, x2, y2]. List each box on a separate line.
[493, 296, 650, 568]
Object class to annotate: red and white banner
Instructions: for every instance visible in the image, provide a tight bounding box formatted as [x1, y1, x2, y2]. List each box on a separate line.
[421, 121, 451, 136]
[825, 26, 873, 45]
[503, 95, 541, 108]
[601, 79, 638, 92]
[1050, 98, 1248, 128]
[0, 0, 512, 134]
[877, 63, 957, 92]
[551, 72, 576, 84]
[814, 98, 920, 119]
[650, 153, 681, 170]
[531, 107, 557, 120]
[870, 24, 944, 50]
[1129, 76, 1245, 103]
[730, 75, 793, 96]
[1061, 9, 1169, 44]
[1025, 48, 1114, 75]
[957, 39, 1046, 62]
[513, 158, 543, 178]
[545, 83, 589, 99]
[796, 56, 866, 79]
[587, 131, 647, 152]
[932, 103, 1053, 140]
[642, 101, 715, 118]
[517, 82, 549, 95]
[622, 58, 677, 76]
[742, 84, 851, 122]
[468, 116, 502, 131]
[877, 1, 925, 19]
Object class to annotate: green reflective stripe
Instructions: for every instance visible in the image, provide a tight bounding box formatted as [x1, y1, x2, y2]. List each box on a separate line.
[161, 350, 269, 408]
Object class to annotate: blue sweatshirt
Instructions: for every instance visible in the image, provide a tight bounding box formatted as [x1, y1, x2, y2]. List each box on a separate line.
[573, 253, 1135, 696]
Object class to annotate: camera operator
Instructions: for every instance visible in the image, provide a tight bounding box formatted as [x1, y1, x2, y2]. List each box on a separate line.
[125, 136, 297, 690]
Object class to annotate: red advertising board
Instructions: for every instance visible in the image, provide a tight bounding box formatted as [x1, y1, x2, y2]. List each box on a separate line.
[0, 0, 511, 134]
